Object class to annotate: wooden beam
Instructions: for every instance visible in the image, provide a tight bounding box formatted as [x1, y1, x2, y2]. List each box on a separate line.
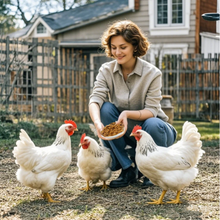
[195, 0, 200, 54]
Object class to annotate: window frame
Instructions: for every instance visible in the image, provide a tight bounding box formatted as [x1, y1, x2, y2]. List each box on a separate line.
[149, 0, 190, 36]
[37, 23, 47, 34]
[155, 0, 184, 27]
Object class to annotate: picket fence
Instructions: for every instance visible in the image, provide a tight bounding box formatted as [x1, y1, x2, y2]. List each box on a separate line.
[0, 37, 219, 122]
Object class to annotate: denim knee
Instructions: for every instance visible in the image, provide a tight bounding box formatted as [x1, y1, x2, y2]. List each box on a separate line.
[143, 118, 162, 133]
[100, 102, 120, 125]
[100, 102, 113, 115]
[141, 118, 175, 147]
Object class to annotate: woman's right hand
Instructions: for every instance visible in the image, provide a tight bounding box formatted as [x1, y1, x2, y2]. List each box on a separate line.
[94, 120, 105, 139]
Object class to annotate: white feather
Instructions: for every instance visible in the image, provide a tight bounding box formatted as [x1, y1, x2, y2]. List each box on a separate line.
[12, 123, 74, 194]
[77, 136, 112, 185]
[135, 121, 205, 192]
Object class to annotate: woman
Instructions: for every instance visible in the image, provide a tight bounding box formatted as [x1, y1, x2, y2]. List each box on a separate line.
[89, 20, 176, 188]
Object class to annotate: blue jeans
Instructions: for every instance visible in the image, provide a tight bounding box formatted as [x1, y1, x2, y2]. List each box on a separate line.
[100, 102, 177, 171]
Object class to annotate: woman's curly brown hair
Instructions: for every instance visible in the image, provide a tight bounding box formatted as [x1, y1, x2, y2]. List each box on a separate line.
[101, 20, 150, 58]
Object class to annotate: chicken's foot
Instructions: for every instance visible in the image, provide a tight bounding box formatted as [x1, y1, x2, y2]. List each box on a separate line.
[41, 192, 60, 203]
[80, 181, 92, 192]
[148, 190, 167, 205]
[101, 181, 108, 190]
[167, 190, 182, 204]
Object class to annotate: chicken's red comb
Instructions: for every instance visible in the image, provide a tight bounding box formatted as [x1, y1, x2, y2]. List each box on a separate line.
[80, 133, 86, 143]
[64, 120, 77, 128]
[132, 125, 142, 133]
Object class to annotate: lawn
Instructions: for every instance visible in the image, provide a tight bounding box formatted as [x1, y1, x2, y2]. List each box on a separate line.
[173, 120, 219, 144]
[0, 120, 219, 219]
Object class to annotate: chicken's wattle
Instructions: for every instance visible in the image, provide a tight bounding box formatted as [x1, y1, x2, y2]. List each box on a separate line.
[82, 143, 89, 149]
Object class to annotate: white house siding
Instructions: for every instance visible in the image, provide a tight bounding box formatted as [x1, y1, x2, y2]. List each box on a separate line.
[57, 0, 197, 59]
[200, 32, 220, 58]
[146, 0, 196, 61]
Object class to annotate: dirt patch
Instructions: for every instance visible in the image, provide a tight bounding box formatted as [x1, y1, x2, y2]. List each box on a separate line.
[0, 146, 219, 220]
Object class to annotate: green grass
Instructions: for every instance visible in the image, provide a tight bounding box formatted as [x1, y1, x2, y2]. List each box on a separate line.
[0, 123, 95, 149]
[173, 120, 219, 147]
[0, 120, 219, 149]
[173, 120, 219, 140]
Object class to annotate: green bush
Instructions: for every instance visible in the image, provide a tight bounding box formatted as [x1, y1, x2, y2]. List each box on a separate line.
[0, 122, 39, 139]
[0, 120, 218, 149]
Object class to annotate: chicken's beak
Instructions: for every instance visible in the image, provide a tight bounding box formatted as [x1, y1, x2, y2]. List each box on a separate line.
[75, 128, 78, 131]
[130, 133, 134, 137]
[78, 143, 82, 147]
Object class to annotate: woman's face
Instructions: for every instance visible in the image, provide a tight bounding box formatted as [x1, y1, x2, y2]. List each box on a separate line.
[110, 35, 135, 66]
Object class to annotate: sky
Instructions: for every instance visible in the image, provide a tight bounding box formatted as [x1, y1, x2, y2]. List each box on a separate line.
[10, 0, 85, 28]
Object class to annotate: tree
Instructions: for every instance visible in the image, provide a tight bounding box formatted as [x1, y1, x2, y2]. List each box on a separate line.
[6, 0, 95, 28]
[0, 0, 17, 34]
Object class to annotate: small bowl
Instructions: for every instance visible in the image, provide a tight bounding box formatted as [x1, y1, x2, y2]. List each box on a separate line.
[100, 125, 126, 141]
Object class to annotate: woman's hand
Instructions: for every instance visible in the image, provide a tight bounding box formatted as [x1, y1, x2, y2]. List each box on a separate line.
[116, 111, 128, 132]
[94, 120, 105, 139]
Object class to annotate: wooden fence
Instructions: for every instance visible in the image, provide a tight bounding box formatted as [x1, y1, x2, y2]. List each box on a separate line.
[160, 54, 219, 121]
[0, 37, 219, 122]
[0, 37, 90, 122]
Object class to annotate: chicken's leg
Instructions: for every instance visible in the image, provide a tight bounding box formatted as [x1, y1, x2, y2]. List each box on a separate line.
[101, 181, 108, 190]
[167, 190, 182, 204]
[42, 192, 60, 203]
[148, 190, 167, 205]
[80, 180, 92, 192]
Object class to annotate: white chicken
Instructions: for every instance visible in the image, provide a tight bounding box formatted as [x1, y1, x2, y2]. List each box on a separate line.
[12, 120, 78, 202]
[77, 133, 112, 191]
[130, 121, 205, 205]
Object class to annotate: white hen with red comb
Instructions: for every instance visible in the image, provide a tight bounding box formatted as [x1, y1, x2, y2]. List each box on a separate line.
[131, 121, 205, 204]
[77, 133, 112, 191]
[13, 120, 78, 202]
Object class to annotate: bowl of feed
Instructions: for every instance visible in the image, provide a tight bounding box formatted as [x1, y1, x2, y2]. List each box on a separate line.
[100, 122, 125, 140]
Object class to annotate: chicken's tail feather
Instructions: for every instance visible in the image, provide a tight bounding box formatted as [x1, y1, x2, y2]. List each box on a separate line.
[13, 129, 36, 169]
[19, 129, 33, 142]
[89, 123, 103, 146]
[89, 124, 97, 136]
[181, 121, 204, 166]
[181, 121, 200, 142]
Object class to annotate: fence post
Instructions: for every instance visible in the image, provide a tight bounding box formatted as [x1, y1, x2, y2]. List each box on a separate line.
[31, 38, 38, 117]
[195, 55, 200, 119]
[53, 40, 59, 123]
[5, 36, 10, 109]
[208, 53, 212, 121]
[176, 54, 181, 119]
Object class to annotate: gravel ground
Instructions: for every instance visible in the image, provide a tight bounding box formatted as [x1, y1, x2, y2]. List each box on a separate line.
[0, 144, 219, 220]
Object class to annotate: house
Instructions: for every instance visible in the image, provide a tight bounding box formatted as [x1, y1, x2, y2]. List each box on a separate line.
[3, 0, 219, 121]
[199, 0, 220, 57]
[8, 0, 220, 66]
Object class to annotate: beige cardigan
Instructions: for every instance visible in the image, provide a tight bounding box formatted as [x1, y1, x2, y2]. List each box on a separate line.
[89, 57, 168, 122]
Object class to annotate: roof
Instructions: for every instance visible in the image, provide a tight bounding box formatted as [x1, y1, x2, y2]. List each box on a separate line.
[7, 24, 32, 38]
[7, 0, 131, 38]
[45, 0, 131, 34]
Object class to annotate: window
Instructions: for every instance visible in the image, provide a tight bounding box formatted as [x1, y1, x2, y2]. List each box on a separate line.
[157, 0, 168, 24]
[149, 0, 190, 36]
[37, 23, 46, 34]
[172, 0, 183, 24]
[156, 0, 183, 26]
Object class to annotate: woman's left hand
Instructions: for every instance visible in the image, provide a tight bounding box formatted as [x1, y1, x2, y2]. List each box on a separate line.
[116, 111, 128, 132]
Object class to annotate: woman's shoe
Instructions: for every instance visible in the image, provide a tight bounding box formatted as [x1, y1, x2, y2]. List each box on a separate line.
[109, 166, 137, 188]
[141, 177, 154, 188]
